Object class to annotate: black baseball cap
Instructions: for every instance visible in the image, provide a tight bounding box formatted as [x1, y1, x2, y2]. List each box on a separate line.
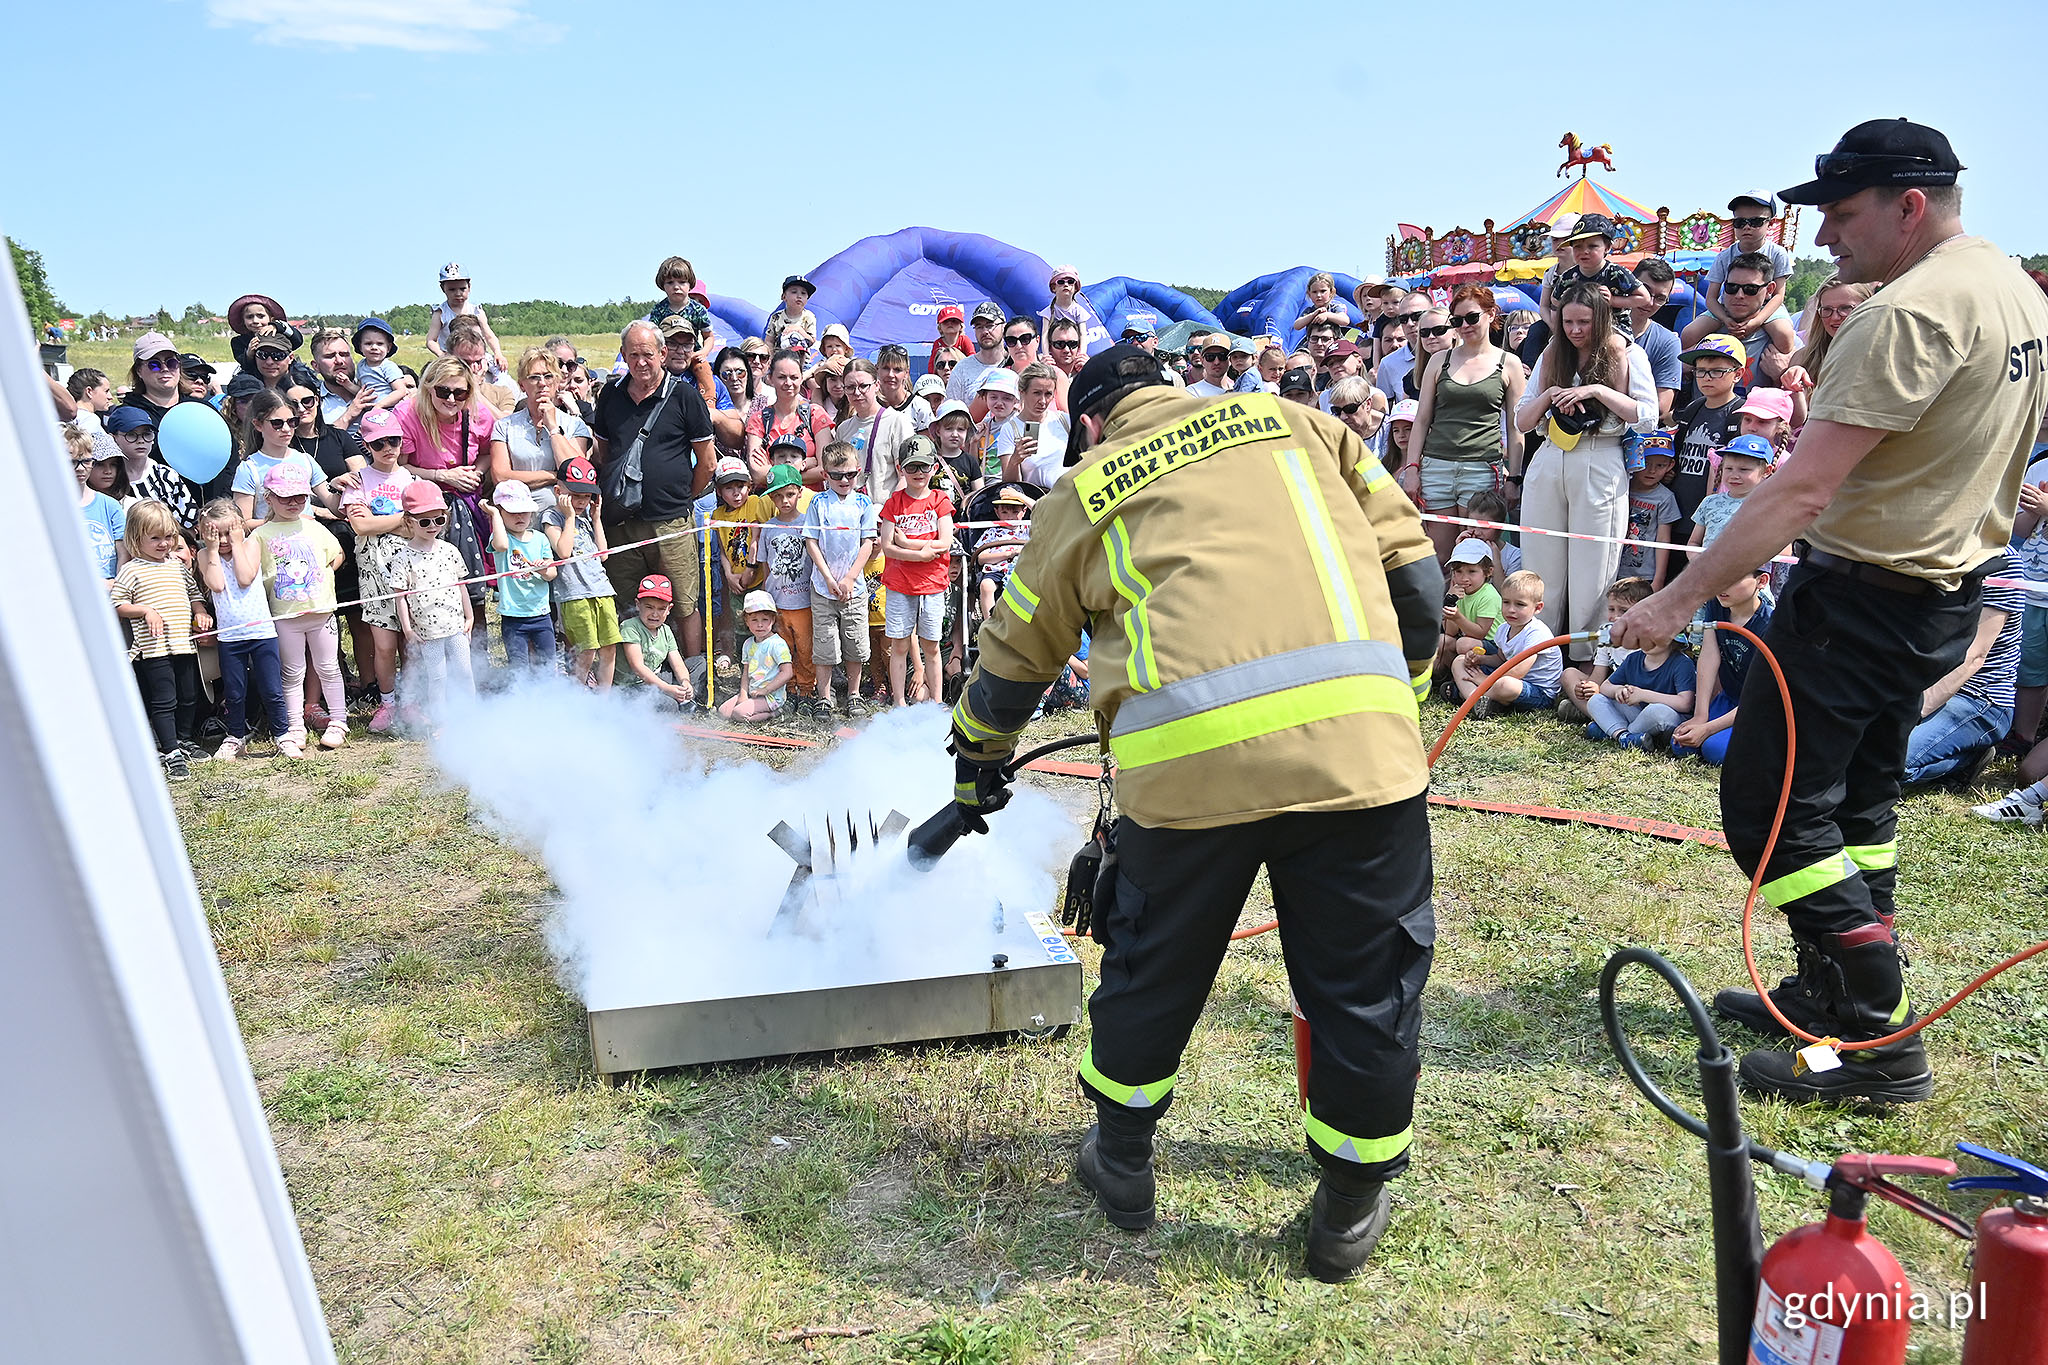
[780, 274, 816, 294]
[1780, 118, 1963, 206]
[1278, 367, 1315, 395]
[1067, 343, 1168, 422]
[178, 352, 215, 377]
[1562, 212, 1618, 244]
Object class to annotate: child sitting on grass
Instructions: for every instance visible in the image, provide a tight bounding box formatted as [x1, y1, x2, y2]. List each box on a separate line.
[719, 590, 793, 723]
[1560, 576, 1651, 723]
[617, 574, 696, 709]
[1450, 569, 1562, 718]
[1673, 567, 1774, 765]
[1435, 538, 1501, 683]
[1583, 622, 1696, 749]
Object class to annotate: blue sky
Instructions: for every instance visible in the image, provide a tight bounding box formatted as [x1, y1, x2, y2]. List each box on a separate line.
[10, 1, 2042, 318]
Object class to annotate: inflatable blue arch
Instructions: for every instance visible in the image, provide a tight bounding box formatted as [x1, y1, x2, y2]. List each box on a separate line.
[1217, 267, 1367, 349]
[807, 227, 1057, 354]
[1081, 277, 1223, 343]
[703, 293, 767, 352]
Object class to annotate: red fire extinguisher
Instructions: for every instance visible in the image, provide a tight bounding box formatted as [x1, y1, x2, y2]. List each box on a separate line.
[1950, 1142, 2048, 1364]
[1748, 1154, 1971, 1365]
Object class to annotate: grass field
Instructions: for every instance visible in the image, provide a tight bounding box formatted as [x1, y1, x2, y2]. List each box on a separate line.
[61, 333, 625, 385]
[173, 698, 2048, 1364]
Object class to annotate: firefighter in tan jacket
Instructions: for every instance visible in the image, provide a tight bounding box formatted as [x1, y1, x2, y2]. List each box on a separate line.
[948, 345, 1445, 1281]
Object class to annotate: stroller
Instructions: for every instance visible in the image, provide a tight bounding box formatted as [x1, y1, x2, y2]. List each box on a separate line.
[942, 479, 1048, 702]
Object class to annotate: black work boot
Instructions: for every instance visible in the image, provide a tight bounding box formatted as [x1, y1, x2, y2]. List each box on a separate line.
[1714, 936, 1831, 1039]
[1304, 1166, 1391, 1283]
[1739, 923, 1933, 1105]
[1075, 1106, 1156, 1230]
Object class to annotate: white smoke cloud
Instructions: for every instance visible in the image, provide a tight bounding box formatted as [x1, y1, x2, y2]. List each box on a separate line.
[430, 681, 1078, 1013]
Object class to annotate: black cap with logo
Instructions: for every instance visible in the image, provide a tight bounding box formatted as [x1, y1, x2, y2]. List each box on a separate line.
[1780, 118, 1963, 206]
[1278, 367, 1316, 395]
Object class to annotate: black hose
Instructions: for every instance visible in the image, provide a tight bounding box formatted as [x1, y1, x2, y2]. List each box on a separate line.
[906, 735, 1101, 871]
[1002, 733, 1101, 775]
[1599, 947, 1763, 1365]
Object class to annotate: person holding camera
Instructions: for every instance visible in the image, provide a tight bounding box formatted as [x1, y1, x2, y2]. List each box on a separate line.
[1514, 282, 1657, 658]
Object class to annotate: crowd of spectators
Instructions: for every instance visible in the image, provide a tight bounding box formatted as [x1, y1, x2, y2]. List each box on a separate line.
[44, 244, 2048, 814]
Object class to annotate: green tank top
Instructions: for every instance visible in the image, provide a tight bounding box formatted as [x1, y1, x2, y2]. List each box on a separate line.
[1421, 347, 1508, 464]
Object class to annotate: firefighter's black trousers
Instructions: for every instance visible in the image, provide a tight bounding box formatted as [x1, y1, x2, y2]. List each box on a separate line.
[1078, 795, 1434, 1184]
[1721, 561, 1982, 941]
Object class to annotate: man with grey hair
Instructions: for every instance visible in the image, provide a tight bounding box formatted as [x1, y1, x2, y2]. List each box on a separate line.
[591, 319, 719, 672]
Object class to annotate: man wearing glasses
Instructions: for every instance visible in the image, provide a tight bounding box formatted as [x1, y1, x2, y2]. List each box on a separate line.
[1185, 339, 1235, 398]
[945, 301, 1008, 405]
[1616, 119, 2048, 1106]
[1693, 191, 1795, 336]
[1679, 252, 1796, 379]
[1373, 297, 1431, 405]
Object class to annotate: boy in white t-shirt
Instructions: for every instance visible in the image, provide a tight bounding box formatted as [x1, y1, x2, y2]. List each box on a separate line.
[1452, 570, 1563, 718]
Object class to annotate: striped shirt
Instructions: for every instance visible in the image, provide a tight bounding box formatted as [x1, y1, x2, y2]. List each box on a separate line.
[109, 557, 201, 659]
[1962, 577, 2027, 712]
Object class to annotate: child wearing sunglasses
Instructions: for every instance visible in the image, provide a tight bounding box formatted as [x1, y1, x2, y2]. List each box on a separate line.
[232, 389, 331, 529]
[338, 409, 417, 732]
[388, 482, 475, 729]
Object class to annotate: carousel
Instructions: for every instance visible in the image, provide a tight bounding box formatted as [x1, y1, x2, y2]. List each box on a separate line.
[1385, 132, 1800, 295]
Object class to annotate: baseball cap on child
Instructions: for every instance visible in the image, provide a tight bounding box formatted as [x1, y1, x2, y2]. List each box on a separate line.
[1737, 389, 1795, 423]
[976, 368, 1019, 397]
[914, 374, 947, 398]
[742, 590, 776, 615]
[637, 575, 673, 602]
[105, 406, 157, 435]
[263, 462, 312, 497]
[1719, 433, 1779, 466]
[1637, 430, 1676, 460]
[491, 481, 538, 512]
[764, 463, 805, 494]
[1448, 538, 1494, 566]
[1279, 368, 1315, 395]
[559, 457, 599, 493]
[439, 262, 469, 283]
[936, 304, 964, 326]
[401, 482, 447, 516]
[766, 433, 810, 457]
[1680, 334, 1748, 368]
[897, 436, 938, 469]
[1388, 399, 1420, 424]
[713, 456, 751, 485]
[359, 408, 402, 444]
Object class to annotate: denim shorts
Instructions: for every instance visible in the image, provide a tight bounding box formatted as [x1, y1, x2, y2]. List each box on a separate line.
[2021, 605, 2046, 689]
[1420, 457, 1503, 513]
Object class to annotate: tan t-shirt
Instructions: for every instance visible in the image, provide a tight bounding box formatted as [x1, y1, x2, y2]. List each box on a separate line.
[1805, 236, 2048, 589]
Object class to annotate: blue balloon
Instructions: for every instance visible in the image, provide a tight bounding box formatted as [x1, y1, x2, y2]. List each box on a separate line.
[156, 401, 231, 485]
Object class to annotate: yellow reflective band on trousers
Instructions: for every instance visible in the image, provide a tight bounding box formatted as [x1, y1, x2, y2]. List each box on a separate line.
[1079, 1043, 1174, 1109]
[1109, 642, 1418, 771]
[1273, 447, 1367, 642]
[1845, 841, 1898, 871]
[1102, 516, 1161, 692]
[999, 574, 1038, 623]
[1410, 670, 1431, 703]
[1304, 1104, 1412, 1166]
[1889, 988, 1911, 1026]
[1761, 850, 1858, 908]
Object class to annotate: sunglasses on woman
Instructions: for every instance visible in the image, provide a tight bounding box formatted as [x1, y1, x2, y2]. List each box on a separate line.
[1448, 311, 1485, 328]
[433, 385, 471, 401]
[290, 395, 319, 409]
[262, 416, 295, 431]
[145, 356, 180, 373]
[933, 359, 958, 371]
[1005, 332, 1036, 346]
[1330, 403, 1364, 418]
[1418, 324, 1452, 338]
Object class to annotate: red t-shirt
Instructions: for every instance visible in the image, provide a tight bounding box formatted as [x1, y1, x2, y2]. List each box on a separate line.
[879, 488, 954, 596]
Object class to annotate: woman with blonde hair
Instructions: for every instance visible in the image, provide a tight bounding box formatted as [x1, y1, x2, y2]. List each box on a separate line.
[1777, 274, 1877, 429]
[398, 355, 497, 643]
[487, 346, 591, 507]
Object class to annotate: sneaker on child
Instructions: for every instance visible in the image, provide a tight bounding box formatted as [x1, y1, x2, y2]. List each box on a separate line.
[1971, 787, 2044, 826]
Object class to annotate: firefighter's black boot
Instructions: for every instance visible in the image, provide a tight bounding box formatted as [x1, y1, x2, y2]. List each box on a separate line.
[1739, 923, 1933, 1105]
[1075, 1106, 1156, 1230]
[1713, 936, 1831, 1040]
[1304, 1163, 1391, 1283]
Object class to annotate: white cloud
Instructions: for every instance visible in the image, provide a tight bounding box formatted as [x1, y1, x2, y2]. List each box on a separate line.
[206, 0, 557, 52]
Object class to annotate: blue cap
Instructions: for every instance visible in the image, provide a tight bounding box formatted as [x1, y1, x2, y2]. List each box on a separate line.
[105, 405, 157, 434]
[353, 316, 395, 350]
[1120, 310, 1158, 337]
[1719, 433, 1778, 466]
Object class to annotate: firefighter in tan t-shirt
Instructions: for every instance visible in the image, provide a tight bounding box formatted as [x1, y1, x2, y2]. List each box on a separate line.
[1616, 118, 2048, 1105]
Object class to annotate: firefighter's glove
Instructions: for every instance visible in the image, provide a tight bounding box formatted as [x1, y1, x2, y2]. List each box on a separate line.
[953, 753, 1014, 836]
